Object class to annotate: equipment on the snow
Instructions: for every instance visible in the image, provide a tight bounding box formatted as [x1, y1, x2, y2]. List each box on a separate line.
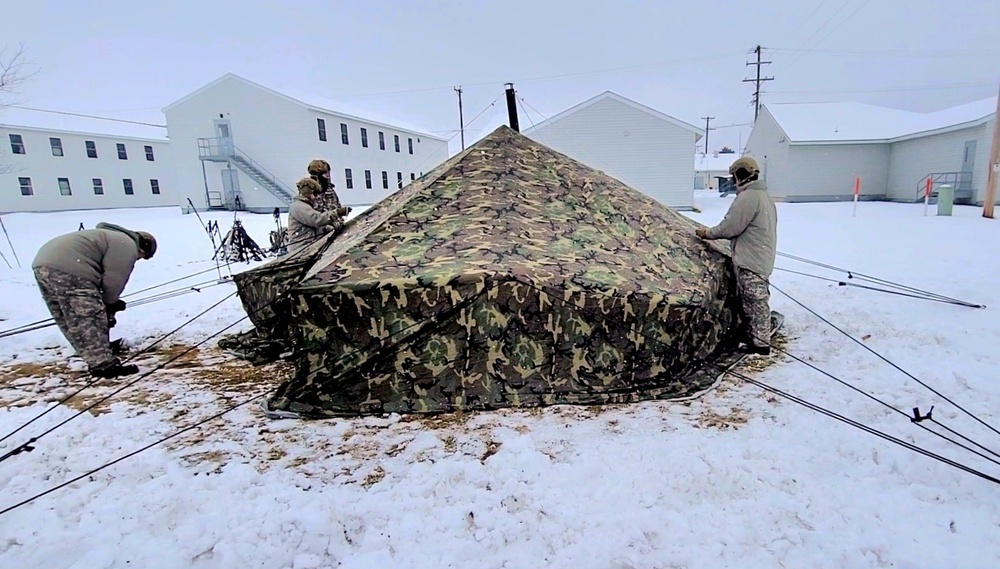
[214, 220, 267, 263]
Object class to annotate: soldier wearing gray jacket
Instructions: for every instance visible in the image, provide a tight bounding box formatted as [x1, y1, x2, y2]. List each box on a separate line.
[696, 156, 777, 355]
[286, 177, 340, 254]
[31, 222, 157, 378]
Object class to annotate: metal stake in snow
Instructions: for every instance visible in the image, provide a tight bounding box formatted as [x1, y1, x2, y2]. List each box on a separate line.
[923, 177, 932, 217]
[187, 198, 225, 282]
[852, 177, 860, 217]
[0, 217, 20, 268]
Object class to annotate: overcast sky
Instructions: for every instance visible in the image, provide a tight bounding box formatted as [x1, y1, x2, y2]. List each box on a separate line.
[2, 0, 998, 155]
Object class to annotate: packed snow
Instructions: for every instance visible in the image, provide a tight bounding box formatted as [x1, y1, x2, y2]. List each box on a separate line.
[1, 194, 999, 569]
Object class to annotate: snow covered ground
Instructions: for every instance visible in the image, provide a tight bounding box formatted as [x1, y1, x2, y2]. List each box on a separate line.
[1, 194, 1000, 569]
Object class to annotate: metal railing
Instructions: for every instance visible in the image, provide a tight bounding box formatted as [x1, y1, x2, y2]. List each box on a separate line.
[914, 171, 974, 202]
[197, 137, 295, 201]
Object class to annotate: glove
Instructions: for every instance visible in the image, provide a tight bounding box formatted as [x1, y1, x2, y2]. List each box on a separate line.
[108, 315, 117, 328]
[336, 206, 352, 217]
[695, 228, 709, 239]
[107, 299, 127, 313]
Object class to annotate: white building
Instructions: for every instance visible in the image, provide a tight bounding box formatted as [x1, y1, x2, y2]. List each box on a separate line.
[0, 108, 173, 214]
[162, 73, 450, 213]
[520, 91, 703, 210]
[744, 96, 998, 205]
[695, 152, 736, 190]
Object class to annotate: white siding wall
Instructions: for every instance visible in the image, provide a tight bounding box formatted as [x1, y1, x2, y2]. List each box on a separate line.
[974, 117, 996, 205]
[0, 127, 173, 213]
[783, 143, 890, 201]
[165, 76, 449, 212]
[524, 97, 697, 209]
[886, 124, 987, 202]
[744, 109, 791, 198]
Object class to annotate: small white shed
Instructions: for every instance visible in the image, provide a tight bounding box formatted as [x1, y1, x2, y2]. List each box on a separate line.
[745, 96, 998, 205]
[520, 91, 703, 210]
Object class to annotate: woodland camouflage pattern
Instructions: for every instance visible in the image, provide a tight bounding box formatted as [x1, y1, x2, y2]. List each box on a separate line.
[236, 126, 751, 418]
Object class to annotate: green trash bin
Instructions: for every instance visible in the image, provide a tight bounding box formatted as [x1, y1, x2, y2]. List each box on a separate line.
[937, 184, 954, 216]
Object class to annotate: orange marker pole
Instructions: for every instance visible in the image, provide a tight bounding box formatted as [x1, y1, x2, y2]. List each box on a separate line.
[852, 177, 860, 217]
[924, 178, 933, 216]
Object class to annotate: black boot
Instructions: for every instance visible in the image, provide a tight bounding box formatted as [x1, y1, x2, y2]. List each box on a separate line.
[741, 344, 771, 356]
[90, 358, 139, 378]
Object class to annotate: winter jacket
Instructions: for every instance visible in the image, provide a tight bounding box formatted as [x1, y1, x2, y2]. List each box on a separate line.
[703, 180, 778, 278]
[31, 222, 143, 304]
[286, 196, 336, 252]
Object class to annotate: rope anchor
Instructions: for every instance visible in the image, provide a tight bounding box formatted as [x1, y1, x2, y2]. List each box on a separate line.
[911, 405, 934, 423]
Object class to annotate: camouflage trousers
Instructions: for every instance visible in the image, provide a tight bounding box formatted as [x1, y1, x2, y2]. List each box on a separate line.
[736, 267, 771, 348]
[33, 267, 114, 369]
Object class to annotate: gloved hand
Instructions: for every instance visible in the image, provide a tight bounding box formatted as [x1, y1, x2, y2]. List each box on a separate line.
[108, 315, 117, 328]
[107, 299, 127, 313]
[336, 206, 352, 217]
[695, 228, 709, 239]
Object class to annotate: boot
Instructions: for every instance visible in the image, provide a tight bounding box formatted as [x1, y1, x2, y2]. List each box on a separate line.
[740, 344, 771, 356]
[90, 357, 139, 379]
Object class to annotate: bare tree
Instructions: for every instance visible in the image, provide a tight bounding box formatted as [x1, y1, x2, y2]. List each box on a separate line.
[0, 44, 39, 174]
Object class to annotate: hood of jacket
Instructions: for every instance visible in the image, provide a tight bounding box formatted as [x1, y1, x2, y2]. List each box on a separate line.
[96, 222, 142, 248]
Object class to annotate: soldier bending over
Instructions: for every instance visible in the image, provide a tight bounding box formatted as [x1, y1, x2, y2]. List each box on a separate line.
[31, 222, 157, 377]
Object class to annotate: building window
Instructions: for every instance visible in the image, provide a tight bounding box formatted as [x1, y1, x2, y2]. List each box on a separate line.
[18, 177, 32, 196]
[123, 178, 134, 195]
[144, 145, 155, 161]
[408, 137, 413, 154]
[397, 171, 403, 189]
[381, 171, 388, 189]
[57, 178, 72, 196]
[317, 118, 327, 142]
[394, 135, 400, 153]
[345, 168, 353, 189]
[50, 137, 64, 156]
[117, 143, 127, 160]
[340, 123, 349, 145]
[92, 178, 104, 195]
[410, 173, 415, 181]
[9, 134, 25, 155]
[361, 127, 368, 148]
[378, 131, 385, 150]
[364, 170, 372, 189]
[85, 140, 97, 158]
[150, 179, 160, 195]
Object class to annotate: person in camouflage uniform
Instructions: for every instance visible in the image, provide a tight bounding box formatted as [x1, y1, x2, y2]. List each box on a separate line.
[696, 156, 777, 355]
[286, 177, 340, 254]
[31, 222, 158, 377]
[306, 159, 350, 225]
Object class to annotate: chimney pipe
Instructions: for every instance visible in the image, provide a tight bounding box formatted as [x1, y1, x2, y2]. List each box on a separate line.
[505, 83, 519, 132]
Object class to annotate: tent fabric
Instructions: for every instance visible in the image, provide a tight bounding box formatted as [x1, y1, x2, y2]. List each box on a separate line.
[236, 126, 747, 418]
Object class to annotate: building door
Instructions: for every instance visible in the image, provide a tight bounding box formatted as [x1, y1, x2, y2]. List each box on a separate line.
[221, 167, 241, 209]
[960, 140, 977, 195]
[215, 119, 234, 157]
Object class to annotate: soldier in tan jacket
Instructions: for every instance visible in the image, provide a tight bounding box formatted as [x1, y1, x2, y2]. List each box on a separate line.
[286, 177, 341, 254]
[31, 222, 157, 377]
[696, 156, 778, 355]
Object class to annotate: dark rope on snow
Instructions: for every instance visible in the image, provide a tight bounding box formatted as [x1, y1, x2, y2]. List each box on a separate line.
[0, 217, 21, 268]
[776, 252, 984, 309]
[0, 281, 498, 515]
[0, 291, 240, 452]
[770, 282, 1000, 440]
[773, 267, 981, 308]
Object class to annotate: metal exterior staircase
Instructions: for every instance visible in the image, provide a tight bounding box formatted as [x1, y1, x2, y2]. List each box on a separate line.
[198, 137, 296, 203]
[914, 172, 974, 205]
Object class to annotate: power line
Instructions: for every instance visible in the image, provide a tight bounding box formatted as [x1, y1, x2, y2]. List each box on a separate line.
[768, 47, 1000, 57]
[5, 105, 166, 128]
[768, 82, 996, 95]
[743, 45, 774, 121]
[700, 116, 715, 153]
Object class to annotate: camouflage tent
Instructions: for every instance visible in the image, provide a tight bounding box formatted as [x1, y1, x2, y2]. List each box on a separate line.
[233, 126, 756, 419]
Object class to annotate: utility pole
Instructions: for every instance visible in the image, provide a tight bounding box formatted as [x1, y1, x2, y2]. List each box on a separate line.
[982, 84, 1000, 218]
[505, 83, 519, 132]
[454, 86, 465, 151]
[701, 116, 715, 154]
[743, 45, 774, 121]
